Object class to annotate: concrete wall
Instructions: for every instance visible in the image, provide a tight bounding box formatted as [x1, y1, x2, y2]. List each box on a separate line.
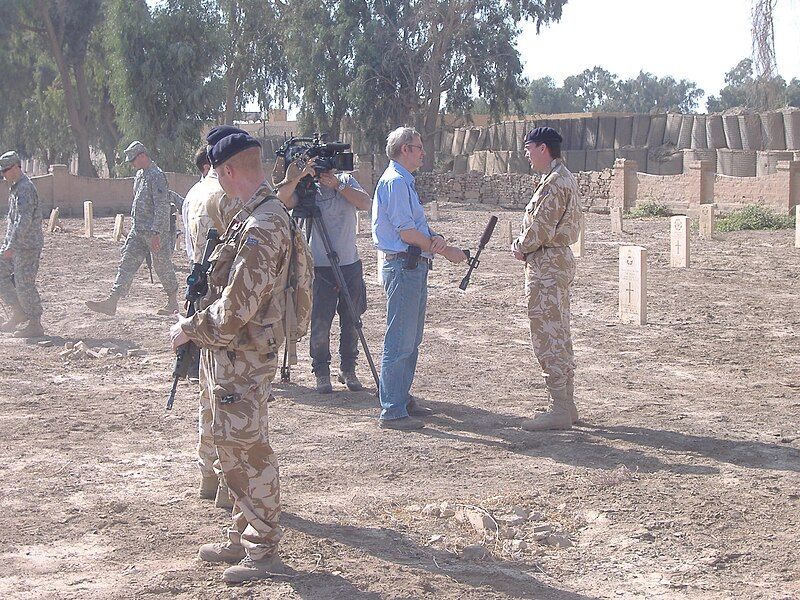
[0, 165, 199, 216]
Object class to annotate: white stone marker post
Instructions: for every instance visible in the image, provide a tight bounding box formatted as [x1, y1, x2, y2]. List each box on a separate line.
[670, 216, 690, 268]
[611, 206, 623, 234]
[377, 250, 385, 285]
[429, 201, 439, 220]
[570, 213, 585, 258]
[113, 214, 125, 242]
[795, 206, 800, 248]
[507, 221, 514, 244]
[84, 201, 94, 238]
[47, 208, 59, 233]
[699, 205, 715, 239]
[619, 245, 647, 325]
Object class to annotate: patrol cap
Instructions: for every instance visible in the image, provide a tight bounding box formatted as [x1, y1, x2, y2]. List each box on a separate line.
[523, 126, 563, 147]
[206, 125, 248, 147]
[0, 151, 21, 170]
[208, 132, 261, 167]
[124, 140, 148, 162]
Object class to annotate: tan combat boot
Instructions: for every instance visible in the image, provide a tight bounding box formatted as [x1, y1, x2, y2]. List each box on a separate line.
[199, 474, 218, 500]
[215, 484, 234, 510]
[0, 305, 26, 333]
[337, 370, 363, 391]
[85, 292, 120, 316]
[522, 387, 573, 431]
[13, 317, 44, 338]
[222, 555, 286, 584]
[566, 378, 579, 424]
[198, 541, 246, 564]
[157, 291, 179, 316]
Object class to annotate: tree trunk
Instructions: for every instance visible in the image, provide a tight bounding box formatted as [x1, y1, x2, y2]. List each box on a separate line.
[36, 0, 98, 177]
[223, 67, 238, 124]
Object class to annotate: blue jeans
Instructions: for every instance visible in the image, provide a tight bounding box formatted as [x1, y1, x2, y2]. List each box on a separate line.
[379, 258, 428, 420]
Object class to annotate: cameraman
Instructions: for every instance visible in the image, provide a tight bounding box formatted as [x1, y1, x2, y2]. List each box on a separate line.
[276, 158, 371, 394]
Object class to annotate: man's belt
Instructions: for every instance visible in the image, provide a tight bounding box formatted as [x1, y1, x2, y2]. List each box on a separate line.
[383, 251, 433, 269]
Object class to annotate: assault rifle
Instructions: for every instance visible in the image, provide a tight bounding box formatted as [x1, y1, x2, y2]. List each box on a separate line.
[166, 228, 221, 410]
[459, 215, 498, 291]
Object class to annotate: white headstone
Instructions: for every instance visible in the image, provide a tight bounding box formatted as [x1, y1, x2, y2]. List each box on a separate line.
[47, 207, 59, 233]
[570, 214, 585, 258]
[377, 250, 385, 285]
[699, 205, 715, 239]
[507, 221, 514, 245]
[84, 201, 94, 238]
[113, 214, 125, 242]
[670, 216, 690, 268]
[795, 206, 800, 249]
[611, 206, 623, 234]
[429, 201, 439, 221]
[619, 246, 647, 325]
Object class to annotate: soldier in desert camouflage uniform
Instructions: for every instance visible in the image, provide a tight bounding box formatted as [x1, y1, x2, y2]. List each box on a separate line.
[511, 127, 582, 431]
[86, 141, 178, 316]
[170, 130, 294, 584]
[182, 131, 238, 511]
[0, 151, 45, 338]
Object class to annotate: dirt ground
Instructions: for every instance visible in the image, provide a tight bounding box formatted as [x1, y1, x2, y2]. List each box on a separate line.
[0, 205, 798, 600]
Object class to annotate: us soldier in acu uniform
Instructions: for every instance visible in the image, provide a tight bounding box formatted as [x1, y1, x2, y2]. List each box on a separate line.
[170, 130, 292, 584]
[0, 151, 44, 338]
[511, 127, 582, 431]
[86, 141, 178, 316]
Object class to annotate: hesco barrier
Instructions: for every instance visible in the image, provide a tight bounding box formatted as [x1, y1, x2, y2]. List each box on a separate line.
[691, 116, 708, 149]
[761, 111, 786, 150]
[717, 149, 757, 177]
[756, 150, 794, 176]
[782, 109, 800, 150]
[723, 115, 743, 149]
[683, 149, 717, 173]
[706, 115, 727, 148]
[738, 114, 763, 151]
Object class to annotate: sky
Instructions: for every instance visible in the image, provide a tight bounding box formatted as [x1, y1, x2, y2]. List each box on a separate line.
[518, 0, 800, 108]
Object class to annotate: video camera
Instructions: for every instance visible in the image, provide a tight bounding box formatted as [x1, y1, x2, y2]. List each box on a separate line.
[276, 134, 354, 218]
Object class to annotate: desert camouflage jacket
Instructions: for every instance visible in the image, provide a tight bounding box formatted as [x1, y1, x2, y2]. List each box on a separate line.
[182, 183, 292, 355]
[512, 159, 582, 255]
[131, 163, 170, 235]
[185, 169, 225, 263]
[2, 175, 43, 252]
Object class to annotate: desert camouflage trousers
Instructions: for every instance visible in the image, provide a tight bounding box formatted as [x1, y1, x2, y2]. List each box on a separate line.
[525, 247, 576, 391]
[0, 246, 43, 318]
[110, 230, 177, 296]
[201, 346, 282, 559]
[197, 357, 277, 481]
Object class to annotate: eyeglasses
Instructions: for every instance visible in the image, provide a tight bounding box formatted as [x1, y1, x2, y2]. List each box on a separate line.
[405, 144, 424, 152]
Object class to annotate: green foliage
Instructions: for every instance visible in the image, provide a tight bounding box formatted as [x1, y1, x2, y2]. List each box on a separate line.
[517, 68, 703, 114]
[625, 201, 671, 219]
[705, 58, 797, 112]
[105, 0, 224, 172]
[716, 205, 795, 232]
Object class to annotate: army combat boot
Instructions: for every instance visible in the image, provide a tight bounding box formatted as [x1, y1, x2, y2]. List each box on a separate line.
[157, 291, 179, 316]
[565, 378, 579, 424]
[0, 304, 26, 333]
[222, 554, 286, 584]
[337, 370, 363, 391]
[85, 292, 120, 316]
[522, 386, 573, 431]
[215, 484, 234, 510]
[13, 317, 44, 339]
[198, 541, 246, 564]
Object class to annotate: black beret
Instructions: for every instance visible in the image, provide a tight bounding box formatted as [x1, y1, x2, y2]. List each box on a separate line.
[524, 126, 563, 146]
[206, 125, 248, 147]
[208, 132, 261, 167]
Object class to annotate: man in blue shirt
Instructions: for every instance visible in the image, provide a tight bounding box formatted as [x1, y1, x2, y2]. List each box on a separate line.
[372, 127, 466, 430]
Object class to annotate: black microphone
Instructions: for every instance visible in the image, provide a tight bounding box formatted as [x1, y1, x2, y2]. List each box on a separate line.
[479, 215, 498, 247]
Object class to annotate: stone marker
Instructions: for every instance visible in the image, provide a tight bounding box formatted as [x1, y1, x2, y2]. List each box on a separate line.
[611, 206, 623, 234]
[377, 250, 385, 285]
[796, 206, 800, 248]
[507, 220, 514, 244]
[84, 201, 93, 238]
[429, 201, 439, 220]
[670, 216, 690, 268]
[570, 214, 585, 258]
[699, 205, 715, 239]
[113, 214, 125, 242]
[619, 245, 647, 325]
[47, 207, 59, 233]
